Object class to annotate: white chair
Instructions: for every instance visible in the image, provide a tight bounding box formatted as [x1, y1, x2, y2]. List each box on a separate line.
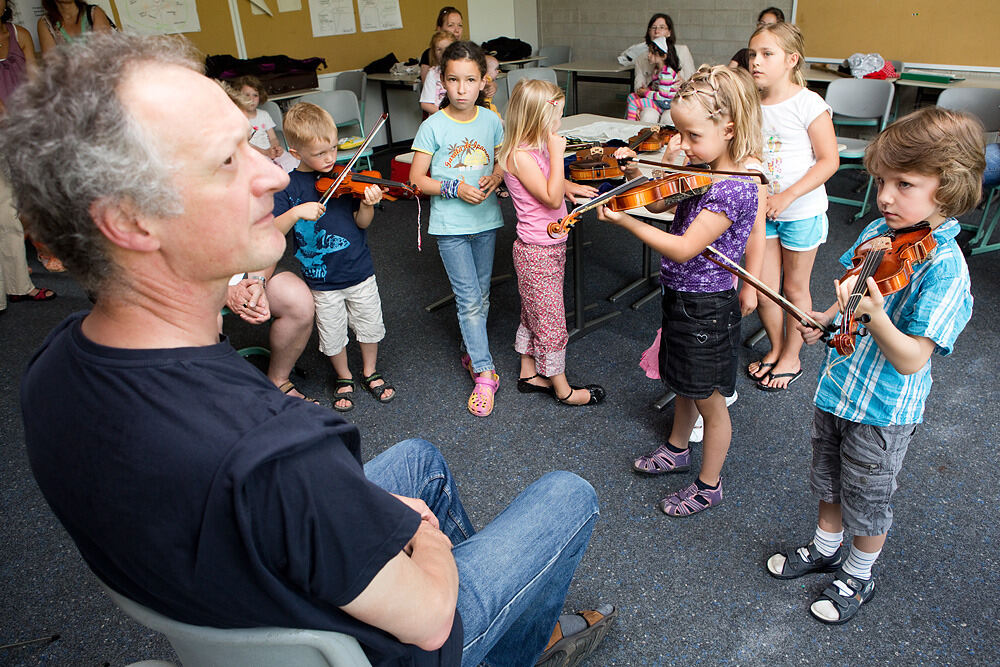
[101, 582, 372, 667]
[334, 70, 368, 124]
[505, 67, 559, 102]
[296, 90, 374, 170]
[258, 100, 286, 149]
[825, 78, 895, 221]
[936, 86, 1000, 254]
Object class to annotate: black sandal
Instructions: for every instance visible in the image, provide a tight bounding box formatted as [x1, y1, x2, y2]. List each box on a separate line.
[766, 541, 844, 580]
[810, 569, 875, 625]
[554, 384, 606, 406]
[332, 378, 356, 412]
[361, 372, 395, 404]
[517, 374, 554, 396]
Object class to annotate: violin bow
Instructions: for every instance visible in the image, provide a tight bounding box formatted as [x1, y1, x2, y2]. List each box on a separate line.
[626, 158, 769, 185]
[701, 245, 831, 333]
[318, 113, 389, 207]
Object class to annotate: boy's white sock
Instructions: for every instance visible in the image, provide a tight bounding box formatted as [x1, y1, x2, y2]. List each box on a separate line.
[813, 526, 843, 558]
[841, 543, 881, 581]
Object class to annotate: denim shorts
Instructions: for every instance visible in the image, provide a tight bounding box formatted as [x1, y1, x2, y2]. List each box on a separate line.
[659, 287, 740, 400]
[765, 212, 829, 251]
[808, 408, 916, 536]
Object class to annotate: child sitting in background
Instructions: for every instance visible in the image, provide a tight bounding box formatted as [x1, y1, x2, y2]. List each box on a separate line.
[767, 107, 980, 625]
[419, 30, 457, 116]
[624, 35, 680, 122]
[273, 102, 396, 412]
[226, 76, 298, 172]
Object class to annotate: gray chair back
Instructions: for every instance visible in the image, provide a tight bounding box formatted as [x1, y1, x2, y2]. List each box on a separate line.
[825, 78, 895, 129]
[936, 87, 1000, 133]
[505, 67, 559, 100]
[334, 70, 368, 118]
[537, 45, 571, 67]
[296, 90, 365, 133]
[101, 582, 372, 666]
[259, 100, 285, 148]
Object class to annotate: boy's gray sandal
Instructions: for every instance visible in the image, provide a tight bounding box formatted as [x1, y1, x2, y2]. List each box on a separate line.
[810, 570, 876, 625]
[766, 541, 844, 579]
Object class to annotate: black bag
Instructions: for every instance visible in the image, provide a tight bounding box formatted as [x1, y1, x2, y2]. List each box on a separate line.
[480, 37, 532, 61]
[205, 54, 327, 96]
[363, 52, 399, 75]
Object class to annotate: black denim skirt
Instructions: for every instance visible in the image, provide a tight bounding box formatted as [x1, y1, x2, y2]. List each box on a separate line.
[659, 287, 741, 400]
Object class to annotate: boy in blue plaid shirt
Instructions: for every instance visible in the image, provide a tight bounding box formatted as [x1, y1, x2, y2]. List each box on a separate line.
[765, 107, 983, 625]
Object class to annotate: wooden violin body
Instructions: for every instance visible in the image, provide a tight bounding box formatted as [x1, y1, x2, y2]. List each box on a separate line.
[829, 223, 936, 355]
[567, 146, 624, 181]
[315, 164, 421, 201]
[604, 171, 711, 212]
[626, 125, 678, 153]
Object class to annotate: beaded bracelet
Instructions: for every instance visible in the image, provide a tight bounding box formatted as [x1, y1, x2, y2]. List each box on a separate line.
[440, 179, 460, 199]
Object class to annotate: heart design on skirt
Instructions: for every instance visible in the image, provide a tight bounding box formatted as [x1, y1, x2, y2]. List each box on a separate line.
[695, 332, 708, 344]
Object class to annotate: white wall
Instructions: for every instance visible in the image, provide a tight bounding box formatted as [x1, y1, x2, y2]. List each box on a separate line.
[468, 0, 539, 52]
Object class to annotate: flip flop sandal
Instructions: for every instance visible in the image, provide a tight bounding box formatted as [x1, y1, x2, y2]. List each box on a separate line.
[361, 372, 396, 404]
[809, 570, 876, 625]
[535, 606, 617, 667]
[8, 287, 57, 302]
[467, 373, 499, 417]
[757, 369, 803, 392]
[331, 378, 357, 412]
[766, 541, 844, 580]
[278, 380, 320, 405]
[632, 444, 691, 475]
[746, 359, 775, 380]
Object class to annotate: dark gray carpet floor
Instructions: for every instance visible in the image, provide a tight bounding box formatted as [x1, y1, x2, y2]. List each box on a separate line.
[2, 159, 998, 666]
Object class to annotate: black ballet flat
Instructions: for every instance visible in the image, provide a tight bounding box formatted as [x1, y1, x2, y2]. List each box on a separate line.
[517, 374, 555, 396]
[555, 384, 606, 406]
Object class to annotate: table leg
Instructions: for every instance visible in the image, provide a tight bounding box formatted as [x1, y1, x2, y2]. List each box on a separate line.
[570, 72, 579, 115]
[423, 274, 513, 313]
[379, 82, 393, 145]
[566, 219, 620, 340]
[609, 241, 654, 302]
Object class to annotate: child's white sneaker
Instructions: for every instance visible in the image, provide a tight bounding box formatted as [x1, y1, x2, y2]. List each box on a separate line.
[689, 391, 738, 443]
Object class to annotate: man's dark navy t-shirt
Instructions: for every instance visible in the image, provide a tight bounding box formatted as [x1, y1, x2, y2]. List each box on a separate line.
[21, 313, 462, 666]
[273, 169, 375, 291]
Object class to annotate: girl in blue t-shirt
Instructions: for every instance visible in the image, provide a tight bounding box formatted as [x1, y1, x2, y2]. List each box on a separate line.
[409, 41, 505, 417]
[599, 66, 766, 517]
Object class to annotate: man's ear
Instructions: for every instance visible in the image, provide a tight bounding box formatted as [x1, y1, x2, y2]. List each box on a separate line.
[89, 198, 160, 253]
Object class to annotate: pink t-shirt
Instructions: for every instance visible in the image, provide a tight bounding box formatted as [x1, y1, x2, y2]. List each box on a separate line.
[502, 146, 568, 246]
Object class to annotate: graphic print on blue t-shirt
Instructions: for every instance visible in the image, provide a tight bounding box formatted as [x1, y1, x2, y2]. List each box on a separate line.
[294, 222, 349, 282]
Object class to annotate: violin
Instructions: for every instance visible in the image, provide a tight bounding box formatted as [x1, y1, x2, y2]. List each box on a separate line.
[566, 126, 664, 182]
[828, 222, 936, 356]
[315, 165, 421, 202]
[626, 125, 678, 153]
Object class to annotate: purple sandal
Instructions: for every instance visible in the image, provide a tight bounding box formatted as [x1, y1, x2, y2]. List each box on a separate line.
[632, 444, 691, 475]
[659, 480, 723, 517]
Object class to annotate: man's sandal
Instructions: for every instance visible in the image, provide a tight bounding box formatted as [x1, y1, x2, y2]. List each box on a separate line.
[809, 569, 875, 625]
[278, 380, 320, 405]
[535, 605, 617, 667]
[361, 372, 396, 404]
[766, 541, 844, 579]
[632, 444, 691, 475]
[332, 378, 356, 412]
[467, 373, 499, 417]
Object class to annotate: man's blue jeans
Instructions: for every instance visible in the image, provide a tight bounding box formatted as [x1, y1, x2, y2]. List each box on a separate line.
[436, 231, 498, 373]
[364, 439, 599, 667]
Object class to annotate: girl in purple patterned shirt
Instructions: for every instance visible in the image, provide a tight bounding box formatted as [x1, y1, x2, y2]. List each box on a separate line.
[599, 65, 766, 516]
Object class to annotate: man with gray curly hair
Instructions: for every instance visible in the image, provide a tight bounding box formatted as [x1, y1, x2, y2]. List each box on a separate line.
[3, 32, 614, 667]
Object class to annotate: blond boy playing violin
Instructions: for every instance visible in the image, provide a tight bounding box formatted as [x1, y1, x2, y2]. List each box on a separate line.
[766, 107, 981, 625]
[273, 102, 395, 412]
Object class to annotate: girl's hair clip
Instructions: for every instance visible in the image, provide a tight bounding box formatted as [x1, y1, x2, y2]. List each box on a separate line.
[546, 99, 560, 106]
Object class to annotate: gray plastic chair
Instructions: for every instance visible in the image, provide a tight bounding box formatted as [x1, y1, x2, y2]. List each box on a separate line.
[258, 100, 286, 149]
[101, 582, 372, 667]
[537, 45, 571, 67]
[937, 87, 1000, 253]
[505, 67, 559, 102]
[334, 70, 368, 124]
[825, 78, 894, 220]
[295, 90, 374, 170]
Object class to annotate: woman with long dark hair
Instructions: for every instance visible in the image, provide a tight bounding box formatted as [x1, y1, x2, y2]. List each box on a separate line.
[37, 0, 112, 54]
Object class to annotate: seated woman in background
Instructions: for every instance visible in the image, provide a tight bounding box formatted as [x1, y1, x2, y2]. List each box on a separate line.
[618, 13, 695, 101]
[37, 0, 112, 53]
[757, 6, 785, 26]
[419, 30, 456, 116]
[420, 5, 463, 82]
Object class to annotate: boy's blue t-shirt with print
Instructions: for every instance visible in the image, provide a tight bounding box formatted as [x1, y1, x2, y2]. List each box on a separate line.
[411, 107, 504, 235]
[273, 170, 371, 291]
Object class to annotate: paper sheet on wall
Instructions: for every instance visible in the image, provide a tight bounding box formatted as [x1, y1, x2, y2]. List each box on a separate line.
[358, 0, 401, 32]
[308, 0, 355, 37]
[117, 0, 201, 34]
[277, 0, 301, 11]
[249, 0, 274, 16]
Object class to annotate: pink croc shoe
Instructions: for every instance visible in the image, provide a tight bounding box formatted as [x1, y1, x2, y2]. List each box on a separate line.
[467, 372, 499, 417]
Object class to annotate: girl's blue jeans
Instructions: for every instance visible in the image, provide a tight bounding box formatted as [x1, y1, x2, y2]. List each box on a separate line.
[364, 438, 599, 667]
[436, 231, 497, 373]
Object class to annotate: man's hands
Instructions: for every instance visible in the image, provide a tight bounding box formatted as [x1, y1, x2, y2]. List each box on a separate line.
[227, 279, 270, 324]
